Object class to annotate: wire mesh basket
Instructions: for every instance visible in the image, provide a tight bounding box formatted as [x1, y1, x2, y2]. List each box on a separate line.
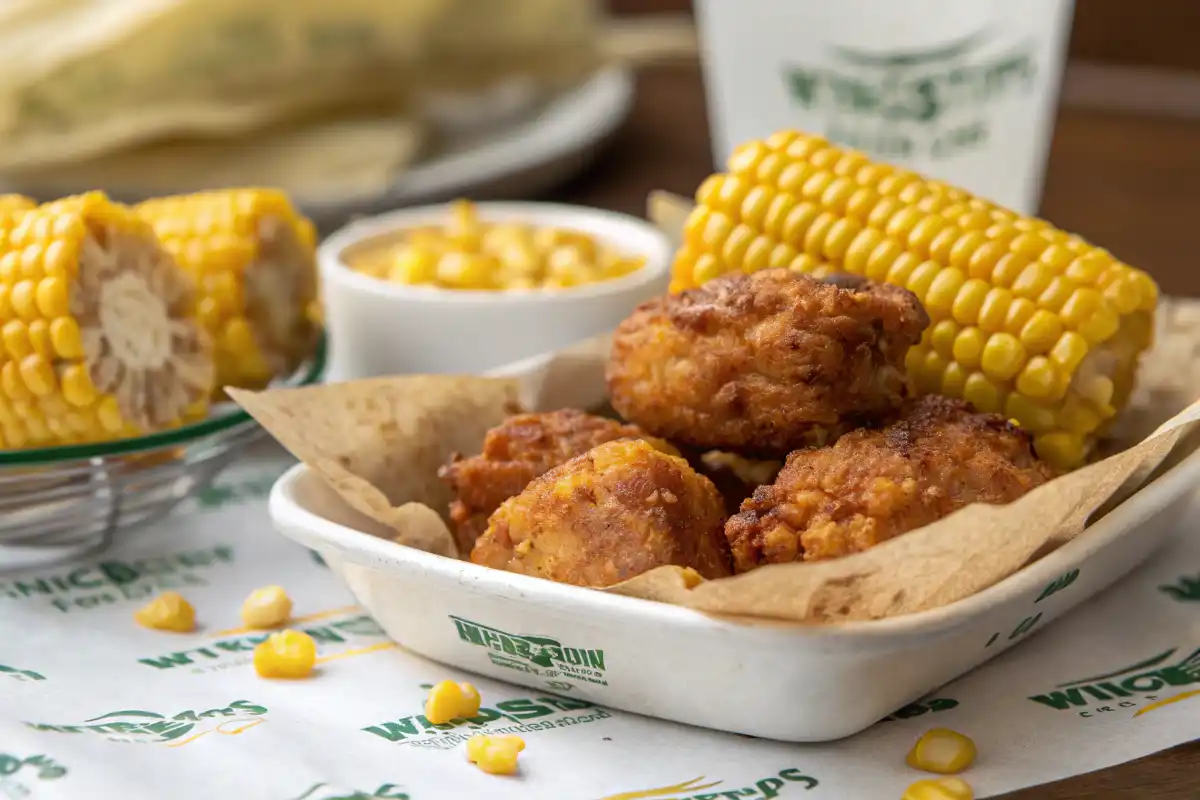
[0, 337, 325, 573]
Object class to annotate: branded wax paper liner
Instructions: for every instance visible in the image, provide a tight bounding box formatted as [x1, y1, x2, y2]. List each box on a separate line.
[229, 297, 1200, 623]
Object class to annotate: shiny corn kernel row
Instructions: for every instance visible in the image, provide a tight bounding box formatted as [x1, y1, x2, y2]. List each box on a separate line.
[352, 199, 645, 291]
[0, 191, 214, 450]
[138, 189, 320, 396]
[671, 131, 1159, 468]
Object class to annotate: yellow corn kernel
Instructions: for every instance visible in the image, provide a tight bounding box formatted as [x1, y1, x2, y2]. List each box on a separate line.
[922, 267, 964, 318]
[906, 728, 978, 774]
[240, 585, 293, 629]
[929, 319, 960, 357]
[950, 279, 989, 325]
[1035, 431, 1086, 470]
[424, 680, 483, 724]
[1018, 310, 1064, 354]
[1077, 374, 1115, 408]
[1003, 298, 1037, 336]
[906, 261, 942, 305]
[389, 246, 439, 284]
[1005, 393, 1057, 433]
[1016, 356, 1062, 401]
[466, 734, 525, 776]
[134, 591, 196, 633]
[990, 253, 1029, 287]
[1049, 332, 1088, 373]
[1077, 305, 1120, 344]
[902, 777, 975, 800]
[952, 328, 986, 370]
[1060, 396, 1102, 435]
[886, 252, 923, 286]
[692, 254, 725, 285]
[976, 288, 1013, 333]
[941, 362, 969, 397]
[963, 372, 1004, 414]
[253, 629, 317, 679]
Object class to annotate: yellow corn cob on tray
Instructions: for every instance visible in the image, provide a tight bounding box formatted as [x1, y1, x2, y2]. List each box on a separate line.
[0, 191, 215, 450]
[665, 131, 1159, 470]
[137, 189, 320, 396]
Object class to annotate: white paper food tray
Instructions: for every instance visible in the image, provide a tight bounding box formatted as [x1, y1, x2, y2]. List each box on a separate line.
[269, 434, 1200, 743]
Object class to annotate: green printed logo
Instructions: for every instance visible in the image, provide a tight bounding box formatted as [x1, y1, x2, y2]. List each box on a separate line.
[24, 700, 267, 746]
[0, 753, 66, 798]
[597, 769, 818, 800]
[0, 545, 234, 613]
[290, 783, 408, 800]
[1160, 574, 1200, 602]
[138, 607, 390, 674]
[783, 30, 1037, 160]
[881, 697, 959, 722]
[451, 616, 606, 687]
[363, 687, 610, 750]
[193, 471, 283, 512]
[0, 663, 45, 683]
[1029, 647, 1200, 717]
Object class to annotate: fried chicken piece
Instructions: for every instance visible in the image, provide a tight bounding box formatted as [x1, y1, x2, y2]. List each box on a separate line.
[438, 409, 676, 555]
[471, 439, 733, 587]
[606, 269, 929, 456]
[725, 395, 1056, 569]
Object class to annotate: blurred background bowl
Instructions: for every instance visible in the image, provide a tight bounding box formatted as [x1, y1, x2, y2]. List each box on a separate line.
[318, 201, 671, 380]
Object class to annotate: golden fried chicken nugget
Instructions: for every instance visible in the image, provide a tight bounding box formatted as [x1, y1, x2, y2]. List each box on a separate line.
[725, 395, 1056, 569]
[438, 409, 676, 555]
[471, 439, 733, 586]
[606, 269, 929, 456]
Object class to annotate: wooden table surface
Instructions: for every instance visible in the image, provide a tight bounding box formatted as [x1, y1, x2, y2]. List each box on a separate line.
[552, 63, 1200, 799]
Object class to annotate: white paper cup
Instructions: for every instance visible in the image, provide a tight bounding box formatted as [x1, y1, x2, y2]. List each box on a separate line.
[695, 0, 1075, 213]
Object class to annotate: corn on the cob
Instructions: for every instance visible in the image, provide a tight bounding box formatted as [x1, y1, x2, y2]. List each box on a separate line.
[671, 131, 1159, 469]
[0, 191, 214, 450]
[137, 189, 319, 395]
[0, 195, 35, 215]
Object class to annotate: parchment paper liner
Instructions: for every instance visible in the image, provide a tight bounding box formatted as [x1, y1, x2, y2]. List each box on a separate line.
[230, 302, 1200, 623]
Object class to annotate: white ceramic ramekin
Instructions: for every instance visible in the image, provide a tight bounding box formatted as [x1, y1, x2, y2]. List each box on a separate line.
[317, 202, 671, 380]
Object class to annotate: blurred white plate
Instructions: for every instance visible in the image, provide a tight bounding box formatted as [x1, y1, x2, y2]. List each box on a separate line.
[0, 67, 635, 223]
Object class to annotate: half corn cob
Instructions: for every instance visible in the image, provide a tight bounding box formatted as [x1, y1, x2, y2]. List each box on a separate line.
[0, 192, 214, 449]
[137, 189, 319, 395]
[670, 131, 1158, 469]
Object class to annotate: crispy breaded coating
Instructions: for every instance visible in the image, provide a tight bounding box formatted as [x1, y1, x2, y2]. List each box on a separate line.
[438, 409, 675, 555]
[606, 269, 929, 456]
[471, 439, 733, 587]
[725, 395, 1056, 569]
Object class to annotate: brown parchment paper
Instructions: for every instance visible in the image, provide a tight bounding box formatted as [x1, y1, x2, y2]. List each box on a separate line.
[230, 298, 1200, 623]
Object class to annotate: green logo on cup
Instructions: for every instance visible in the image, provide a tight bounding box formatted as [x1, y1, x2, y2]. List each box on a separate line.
[782, 30, 1037, 159]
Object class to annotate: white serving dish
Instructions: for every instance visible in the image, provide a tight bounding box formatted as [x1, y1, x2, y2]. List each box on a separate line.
[269, 438, 1200, 743]
[317, 202, 671, 381]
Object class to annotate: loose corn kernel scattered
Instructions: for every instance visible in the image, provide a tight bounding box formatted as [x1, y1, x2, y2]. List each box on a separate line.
[240, 585, 293, 629]
[424, 680, 483, 724]
[902, 777, 975, 800]
[134, 591, 196, 633]
[906, 728, 978, 774]
[466, 734, 525, 776]
[253, 629, 317, 679]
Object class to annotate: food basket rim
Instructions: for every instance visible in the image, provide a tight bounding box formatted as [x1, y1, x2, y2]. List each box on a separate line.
[0, 334, 327, 468]
[269, 436, 1200, 639]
